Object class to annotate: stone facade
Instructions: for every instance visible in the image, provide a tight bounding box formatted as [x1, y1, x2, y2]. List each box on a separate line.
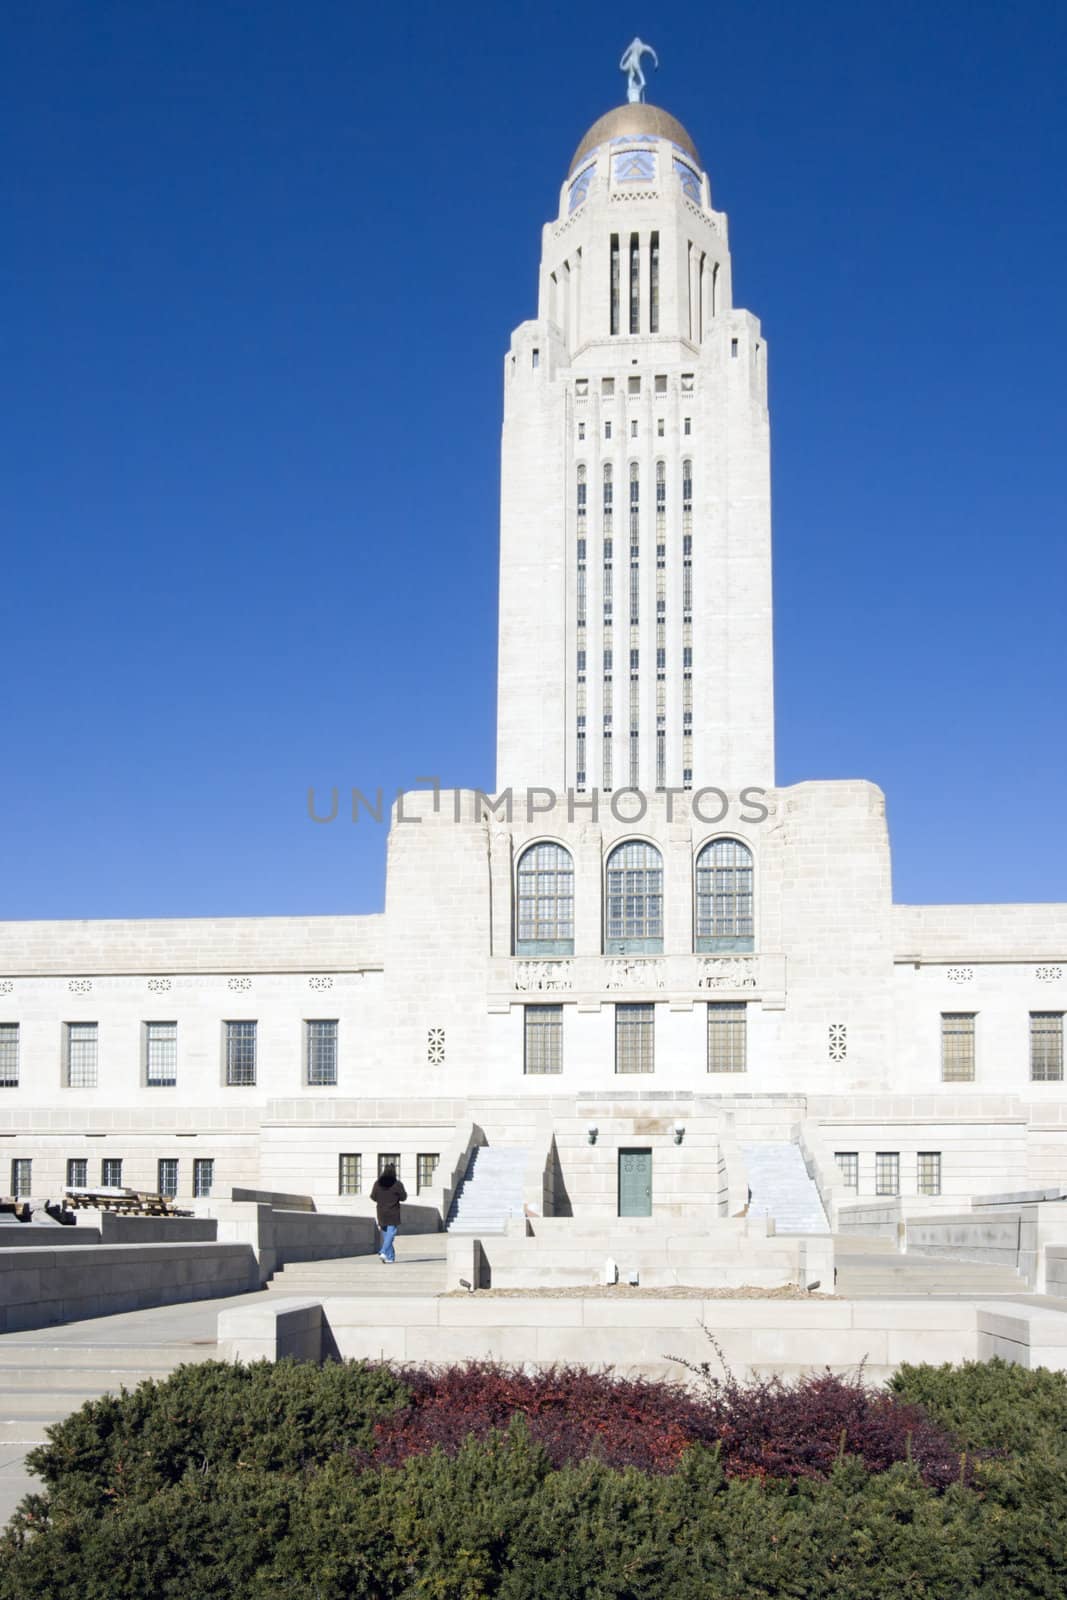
[1, 100, 1063, 1223]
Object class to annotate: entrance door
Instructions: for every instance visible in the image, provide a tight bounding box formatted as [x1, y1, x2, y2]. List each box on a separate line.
[618, 1148, 652, 1217]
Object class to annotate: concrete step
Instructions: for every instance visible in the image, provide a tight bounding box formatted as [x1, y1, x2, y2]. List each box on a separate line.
[0, 1366, 180, 1389]
[446, 1146, 529, 1234]
[0, 1343, 216, 1368]
[741, 1142, 830, 1235]
[0, 1390, 118, 1417]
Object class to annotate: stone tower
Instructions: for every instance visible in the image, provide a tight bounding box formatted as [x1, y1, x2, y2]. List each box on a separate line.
[495, 101, 775, 798]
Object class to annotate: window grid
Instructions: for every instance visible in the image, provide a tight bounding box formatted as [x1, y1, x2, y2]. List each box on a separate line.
[66, 1022, 98, 1088]
[225, 1020, 257, 1086]
[306, 1019, 339, 1086]
[66, 1158, 88, 1190]
[0, 1023, 18, 1087]
[835, 1152, 859, 1190]
[193, 1158, 214, 1198]
[695, 838, 754, 939]
[616, 1003, 655, 1074]
[524, 1004, 563, 1074]
[629, 232, 639, 334]
[606, 841, 664, 944]
[917, 1152, 942, 1195]
[338, 1153, 362, 1195]
[145, 1021, 177, 1087]
[610, 234, 620, 335]
[101, 1158, 123, 1189]
[11, 1159, 31, 1199]
[707, 1003, 746, 1072]
[377, 1154, 401, 1180]
[941, 1013, 976, 1082]
[875, 1152, 899, 1196]
[1030, 1013, 1064, 1082]
[649, 231, 659, 332]
[417, 1153, 440, 1193]
[516, 842, 575, 946]
[157, 1158, 178, 1199]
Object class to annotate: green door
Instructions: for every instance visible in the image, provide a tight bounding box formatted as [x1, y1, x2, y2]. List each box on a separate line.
[618, 1148, 652, 1217]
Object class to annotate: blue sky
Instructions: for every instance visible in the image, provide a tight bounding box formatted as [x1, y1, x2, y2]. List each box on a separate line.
[2, 0, 1065, 918]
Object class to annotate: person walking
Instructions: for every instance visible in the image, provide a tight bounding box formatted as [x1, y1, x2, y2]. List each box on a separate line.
[370, 1163, 407, 1263]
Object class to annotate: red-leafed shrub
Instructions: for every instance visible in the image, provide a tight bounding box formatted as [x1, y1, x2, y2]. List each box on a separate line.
[360, 1361, 970, 1487]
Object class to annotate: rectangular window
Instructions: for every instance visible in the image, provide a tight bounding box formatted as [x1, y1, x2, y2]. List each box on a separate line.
[101, 1158, 123, 1189]
[157, 1158, 178, 1199]
[1030, 1013, 1064, 1081]
[531, 347, 539, 368]
[377, 1153, 401, 1180]
[628, 375, 641, 395]
[338, 1153, 362, 1196]
[193, 1157, 214, 1198]
[225, 1020, 257, 1086]
[417, 1153, 440, 1193]
[601, 376, 614, 398]
[145, 1021, 177, 1087]
[683, 416, 691, 435]
[577, 421, 585, 440]
[629, 233, 639, 334]
[630, 418, 638, 438]
[11, 1158, 31, 1199]
[524, 1004, 563, 1074]
[654, 373, 667, 395]
[835, 1152, 859, 1190]
[0, 1023, 18, 1087]
[917, 1152, 942, 1195]
[66, 1022, 98, 1088]
[941, 1013, 976, 1082]
[649, 233, 659, 332]
[306, 1019, 338, 1086]
[657, 418, 664, 436]
[875, 1152, 899, 1196]
[707, 1003, 746, 1072]
[610, 235, 620, 336]
[604, 419, 612, 440]
[616, 1003, 655, 1074]
[731, 338, 739, 357]
[66, 1157, 88, 1190]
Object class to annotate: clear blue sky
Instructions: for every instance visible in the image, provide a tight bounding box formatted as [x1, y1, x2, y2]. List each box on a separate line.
[2, 0, 1065, 918]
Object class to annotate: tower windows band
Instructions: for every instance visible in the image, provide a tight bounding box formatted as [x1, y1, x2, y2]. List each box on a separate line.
[649, 231, 659, 333]
[629, 232, 640, 334]
[610, 234, 620, 335]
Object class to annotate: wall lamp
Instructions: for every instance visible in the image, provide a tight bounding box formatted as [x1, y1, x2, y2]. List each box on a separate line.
[587, 1125, 599, 1145]
[673, 1123, 685, 1145]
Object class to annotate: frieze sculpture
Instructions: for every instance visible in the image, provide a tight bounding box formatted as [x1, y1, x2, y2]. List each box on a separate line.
[604, 958, 666, 990]
[697, 957, 758, 990]
[514, 960, 573, 992]
[620, 37, 658, 104]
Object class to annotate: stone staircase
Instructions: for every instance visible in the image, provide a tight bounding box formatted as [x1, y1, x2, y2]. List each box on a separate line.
[447, 1145, 529, 1235]
[742, 1141, 831, 1234]
[0, 1306, 221, 1524]
[266, 1232, 447, 1296]
[834, 1237, 1027, 1297]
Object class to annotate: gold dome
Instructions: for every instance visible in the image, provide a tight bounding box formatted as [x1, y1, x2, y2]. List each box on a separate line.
[569, 103, 700, 174]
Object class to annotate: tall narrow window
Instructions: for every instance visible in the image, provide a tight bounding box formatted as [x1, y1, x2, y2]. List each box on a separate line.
[66, 1157, 87, 1190]
[606, 840, 664, 952]
[417, 1153, 440, 1192]
[615, 1003, 655, 1073]
[516, 842, 575, 955]
[10, 1158, 31, 1199]
[682, 458, 694, 786]
[610, 234, 620, 335]
[0, 1023, 18, 1087]
[835, 1152, 859, 1190]
[941, 1013, 976, 1082]
[707, 1003, 746, 1072]
[145, 1021, 177, 1087]
[306, 1019, 339, 1086]
[875, 1152, 900, 1196]
[524, 1004, 563, 1074]
[157, 1158, 178, 1199]
[101, 1157, 123, 1189]
[649, 231, 659, 332]
[576, 463, 588, 789]
[695, 838, 754, 951]
[66, 1022, 98, 1088]
[225, 1020, 257, 1086]
[629, 232, 640, 334]
[193, 1157, 215, 1198]
[1031, 1013, 1064, 1081]
[338, 1153, 362, 1195]
[917, 1152, 942, 1195]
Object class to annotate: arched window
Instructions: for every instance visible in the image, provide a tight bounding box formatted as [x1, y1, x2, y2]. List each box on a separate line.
[516, 842, 575, 956]
[695, 838, 754, 952]
[605, 840, 663, 954]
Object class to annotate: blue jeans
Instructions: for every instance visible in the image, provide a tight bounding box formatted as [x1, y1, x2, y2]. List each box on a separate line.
[379, 1224, 398, 1262]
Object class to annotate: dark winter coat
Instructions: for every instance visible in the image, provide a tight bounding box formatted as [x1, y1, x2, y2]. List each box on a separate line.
[370, 1178, 407, 1228]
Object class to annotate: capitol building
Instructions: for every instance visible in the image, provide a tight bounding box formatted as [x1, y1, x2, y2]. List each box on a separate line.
[2, 83, 1065, 1238]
